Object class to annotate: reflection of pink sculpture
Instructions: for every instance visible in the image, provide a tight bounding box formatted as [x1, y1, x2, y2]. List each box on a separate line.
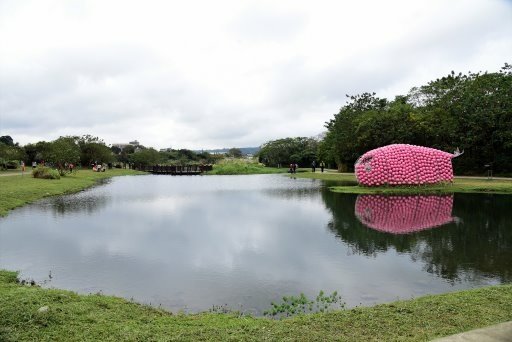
[355, 144, 456, 186]
[355, 195, 454, 234]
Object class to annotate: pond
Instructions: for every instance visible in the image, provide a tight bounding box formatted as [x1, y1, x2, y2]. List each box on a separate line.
[0, 174, 511, 315]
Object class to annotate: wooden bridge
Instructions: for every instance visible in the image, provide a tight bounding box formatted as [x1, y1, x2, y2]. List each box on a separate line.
[142, 165, 213, 175]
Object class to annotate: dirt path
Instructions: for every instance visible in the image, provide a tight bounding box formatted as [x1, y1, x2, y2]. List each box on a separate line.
[0, 172, 24, 177]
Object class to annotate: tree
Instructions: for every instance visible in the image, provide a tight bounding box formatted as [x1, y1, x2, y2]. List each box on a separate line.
[130, 148, 162, 167]
[321, 64, 512, 174]
[43, 137, 80, 175]
[0, 136, 14, 146]
[0, 142, 25, 169]
[227, 148, 243, 158]
[80, 142, 114, 165]
[323, 92, 386, 171]
[258, 137, 318, 167]
[408, 65, 512, 173]
[110, 145, 122, 155]
[70, 135, 114, 166]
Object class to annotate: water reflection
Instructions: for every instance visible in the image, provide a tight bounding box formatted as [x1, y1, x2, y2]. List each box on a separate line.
[1, 175, 511, 314]
[355, 195, 454, 234]
[42, 194, 110, 216]
[321, 189, 512, 283]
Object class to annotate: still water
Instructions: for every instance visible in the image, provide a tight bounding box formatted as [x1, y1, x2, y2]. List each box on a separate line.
[0, 174, 511, 315]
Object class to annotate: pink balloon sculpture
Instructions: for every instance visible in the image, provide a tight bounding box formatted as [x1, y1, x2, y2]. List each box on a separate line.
[355, 144, 457, 186]
[355, 195, 454, 234]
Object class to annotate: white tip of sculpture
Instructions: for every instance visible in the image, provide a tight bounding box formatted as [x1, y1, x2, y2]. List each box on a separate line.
[453, 147, 464, 158]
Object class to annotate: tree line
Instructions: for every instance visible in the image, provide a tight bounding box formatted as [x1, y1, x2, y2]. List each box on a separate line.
[0, 135, 246, 172]
[258, 63, 512, 175]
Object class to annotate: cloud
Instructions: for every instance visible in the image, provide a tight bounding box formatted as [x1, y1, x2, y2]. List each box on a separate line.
[1, 0, 511, 149]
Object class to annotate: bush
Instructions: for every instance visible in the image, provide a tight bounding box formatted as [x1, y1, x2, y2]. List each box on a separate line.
[6, 160, 18, 169]
[207, 159, 286, 175]
[32, 166, 61, 179]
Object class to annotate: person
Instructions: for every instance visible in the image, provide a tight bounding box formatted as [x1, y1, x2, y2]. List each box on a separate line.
[320, 161, 325, 173]
[293, 163, 298, 174]
[312, 160, 316, 172]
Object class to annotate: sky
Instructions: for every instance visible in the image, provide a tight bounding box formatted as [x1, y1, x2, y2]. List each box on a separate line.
[0, 0, 511, 150]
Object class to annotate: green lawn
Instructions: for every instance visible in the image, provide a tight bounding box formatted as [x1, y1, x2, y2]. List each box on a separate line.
[294, 171, 512, 194]
[1, 270, 511, 341]
[0, 168, 146, 217]
[206, 159, 289, 175]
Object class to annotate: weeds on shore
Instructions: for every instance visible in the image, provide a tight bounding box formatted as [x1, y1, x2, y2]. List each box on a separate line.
[264, 291, 345, 318]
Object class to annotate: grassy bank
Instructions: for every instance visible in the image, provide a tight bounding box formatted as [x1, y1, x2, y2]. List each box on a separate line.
[0, 168, 145, 217]
[294, 171, 512, 194]
[206, 159, 290, 175]
[1, 270, 511, 341]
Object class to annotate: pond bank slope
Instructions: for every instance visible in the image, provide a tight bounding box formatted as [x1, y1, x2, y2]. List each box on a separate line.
[1, 270, 511, 341]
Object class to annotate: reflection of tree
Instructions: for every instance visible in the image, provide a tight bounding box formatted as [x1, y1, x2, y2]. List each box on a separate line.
[262, 188, 321, 200]
[321, 189, 512, 282]
[36, 193, 109, 216]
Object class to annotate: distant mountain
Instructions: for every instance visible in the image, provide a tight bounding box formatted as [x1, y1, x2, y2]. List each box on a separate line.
[195, 147, 260, 155]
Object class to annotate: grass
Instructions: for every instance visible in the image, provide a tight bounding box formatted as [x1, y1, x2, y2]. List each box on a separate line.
[206, 159, 290, 175]
[294, 171, 512, 194]
[0, 168, 146, 217]
[1, 270, 511, 341]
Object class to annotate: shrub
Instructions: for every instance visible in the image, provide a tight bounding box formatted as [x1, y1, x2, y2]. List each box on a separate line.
[32, 166, 61, 179]
[6, 160, 18, 169]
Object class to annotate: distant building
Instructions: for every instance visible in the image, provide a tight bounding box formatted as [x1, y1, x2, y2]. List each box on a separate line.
[112, 140, 142, 151]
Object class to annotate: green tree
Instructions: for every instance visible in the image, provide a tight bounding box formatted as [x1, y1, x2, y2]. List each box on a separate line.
[70, 135, 114, 166]
[110, 146, 122, 155]
[409, 65, 512, 173]
[227, 148, 243, 158]
[258, 137, 318, 167]
[321, 64, 512, 174]
[0, 142, 25, 169]
[117, 145, 136, 164]
[43, 137, 80, 175]
[323, 92, 386, 171]
[0, 136, 14, 146]
[130, 148, 162, 168]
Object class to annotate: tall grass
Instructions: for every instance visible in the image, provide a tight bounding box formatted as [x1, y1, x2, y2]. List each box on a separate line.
[207, 159, 288, 175]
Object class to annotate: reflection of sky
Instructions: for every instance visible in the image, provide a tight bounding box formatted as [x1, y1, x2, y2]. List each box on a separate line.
[0, 175, 499, 314]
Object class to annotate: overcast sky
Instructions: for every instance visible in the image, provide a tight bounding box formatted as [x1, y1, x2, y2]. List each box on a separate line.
[1, 0, 511, 149]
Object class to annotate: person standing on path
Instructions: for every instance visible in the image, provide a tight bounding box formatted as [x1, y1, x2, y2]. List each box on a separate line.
[320, 161, 325, 173]
[312, 160, 316, 172]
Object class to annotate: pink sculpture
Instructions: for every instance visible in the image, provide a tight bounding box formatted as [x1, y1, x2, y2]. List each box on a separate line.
[355, 195, 454, 234]
[355, 144, 461, 186]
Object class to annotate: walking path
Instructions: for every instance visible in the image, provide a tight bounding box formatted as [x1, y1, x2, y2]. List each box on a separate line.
[433, 321, 512, 341]
[0, 172, 23, 177]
